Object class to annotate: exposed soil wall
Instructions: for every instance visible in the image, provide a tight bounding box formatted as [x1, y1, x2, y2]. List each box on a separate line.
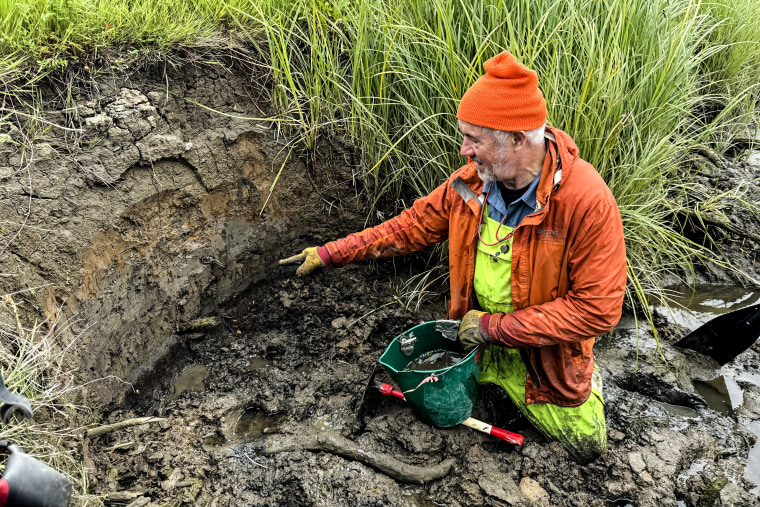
[0, 57, 365, 408]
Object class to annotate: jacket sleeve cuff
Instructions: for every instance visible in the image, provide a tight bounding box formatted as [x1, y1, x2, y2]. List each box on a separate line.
[316, 246, 332, 267]
[479, 313, 492, 341]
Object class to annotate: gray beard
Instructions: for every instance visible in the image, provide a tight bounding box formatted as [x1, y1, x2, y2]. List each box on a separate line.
[476, 165, 495, 182]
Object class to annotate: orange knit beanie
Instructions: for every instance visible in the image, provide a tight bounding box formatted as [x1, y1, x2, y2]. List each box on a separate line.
[457, 51, 547, 131]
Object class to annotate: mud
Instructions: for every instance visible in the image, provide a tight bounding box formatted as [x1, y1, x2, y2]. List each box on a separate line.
[405, 349, 465, 371]
[677, 140, 760, 285]
[79, 269, 760, 506]
[1, 54, 760, 505]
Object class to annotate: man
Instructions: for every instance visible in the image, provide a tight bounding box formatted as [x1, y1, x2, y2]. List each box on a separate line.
[280, 51, 627, 463]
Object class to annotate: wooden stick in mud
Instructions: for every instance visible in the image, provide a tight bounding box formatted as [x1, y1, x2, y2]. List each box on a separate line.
[86, 416, 167, 438]
[263, 431, 456, 484]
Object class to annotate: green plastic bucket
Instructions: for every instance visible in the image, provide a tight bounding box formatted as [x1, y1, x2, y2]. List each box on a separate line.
[378, 320, 482, 428]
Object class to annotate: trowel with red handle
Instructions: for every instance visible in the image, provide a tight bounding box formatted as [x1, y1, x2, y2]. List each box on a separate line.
[375, 381, 524, 445]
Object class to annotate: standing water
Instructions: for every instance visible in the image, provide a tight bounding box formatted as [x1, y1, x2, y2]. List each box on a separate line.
[172, 365, 210, 395]
[659, 284, 760, 493]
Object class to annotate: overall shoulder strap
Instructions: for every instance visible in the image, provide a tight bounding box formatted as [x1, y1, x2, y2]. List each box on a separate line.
[544, 131, 562, 188]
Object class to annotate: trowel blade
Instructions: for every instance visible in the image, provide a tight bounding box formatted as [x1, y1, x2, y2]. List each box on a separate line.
[674, 302, 760, 365]
[353, 364, 378, 428]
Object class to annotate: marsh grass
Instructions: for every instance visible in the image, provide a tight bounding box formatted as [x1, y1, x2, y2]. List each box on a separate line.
[234, 0, 760, 314]
[0, 0, 250, 55]
[696, 0, 760, 150]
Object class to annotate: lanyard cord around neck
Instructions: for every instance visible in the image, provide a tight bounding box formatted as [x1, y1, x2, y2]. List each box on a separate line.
[477, 183, 515, 247]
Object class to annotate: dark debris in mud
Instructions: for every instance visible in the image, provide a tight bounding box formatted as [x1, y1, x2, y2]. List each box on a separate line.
[85, 262, 760, 506]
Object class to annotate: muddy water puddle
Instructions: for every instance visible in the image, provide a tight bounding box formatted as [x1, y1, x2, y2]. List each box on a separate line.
[247, 356, 274, 371]
[202, 410, 287, 448]
[233, 409, 285, 441]
[172, 364, 210, 395]
[654, 401, 699, 419]
[693, 376, 741, 415]
[656, 284, 760, 330]
[662, 284, 760, 312]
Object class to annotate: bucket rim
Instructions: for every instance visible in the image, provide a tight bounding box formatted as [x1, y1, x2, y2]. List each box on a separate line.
[377, 319, 478, 375]
[380, 346, 480, 374]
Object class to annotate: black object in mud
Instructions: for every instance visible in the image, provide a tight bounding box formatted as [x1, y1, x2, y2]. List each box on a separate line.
[0, 442, 72, 507]
[0, 373, 72, 507]
[0, 373, 32, 424]
[674, 302, 760, 364]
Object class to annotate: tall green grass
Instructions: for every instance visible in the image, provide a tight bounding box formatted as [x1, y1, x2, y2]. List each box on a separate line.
[696, 0, 760, 151]
[1, 0, 759, 314]
[233, 0, 760, 314]
[0, 0, 251, 56]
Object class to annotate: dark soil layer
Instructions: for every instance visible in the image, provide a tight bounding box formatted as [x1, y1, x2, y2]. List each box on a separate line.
[0, 53, 366, 408]
[86, 260, 760, 506]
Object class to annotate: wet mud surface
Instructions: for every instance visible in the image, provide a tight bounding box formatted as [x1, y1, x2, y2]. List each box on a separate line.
[86, 263, 760, 506]
[0, 56, 366, 408]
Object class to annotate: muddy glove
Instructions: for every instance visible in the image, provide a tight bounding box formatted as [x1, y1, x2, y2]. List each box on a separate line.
[278, 246, 330, 276]
[0, 443, 72, 507]
[458, 310, 489, 351]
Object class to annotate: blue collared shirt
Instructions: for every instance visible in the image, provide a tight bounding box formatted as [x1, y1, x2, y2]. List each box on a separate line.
[482, 172, 542, 227]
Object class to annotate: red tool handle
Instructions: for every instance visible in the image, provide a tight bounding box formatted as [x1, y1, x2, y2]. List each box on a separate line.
[379, 382, 406, 400]
[488, 425, 524, 446]
[376, 382, 523, 445]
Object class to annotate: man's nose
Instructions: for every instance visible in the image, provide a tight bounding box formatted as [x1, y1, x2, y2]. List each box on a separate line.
[460, 139, 474, 157]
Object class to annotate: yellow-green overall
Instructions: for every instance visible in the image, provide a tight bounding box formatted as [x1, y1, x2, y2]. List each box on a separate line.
[475, 204, 607, 464]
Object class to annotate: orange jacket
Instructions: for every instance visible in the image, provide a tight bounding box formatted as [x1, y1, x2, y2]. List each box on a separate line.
[325, 126, 627, 406]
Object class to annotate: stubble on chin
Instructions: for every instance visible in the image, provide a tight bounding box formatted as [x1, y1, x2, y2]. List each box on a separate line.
[476, 165, 494, 182]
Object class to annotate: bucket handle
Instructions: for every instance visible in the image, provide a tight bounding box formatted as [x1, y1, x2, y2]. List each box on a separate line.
[401, 345, 481, 395]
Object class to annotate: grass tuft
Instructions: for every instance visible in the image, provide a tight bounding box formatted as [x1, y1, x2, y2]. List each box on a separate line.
[0, 296, 91, 503]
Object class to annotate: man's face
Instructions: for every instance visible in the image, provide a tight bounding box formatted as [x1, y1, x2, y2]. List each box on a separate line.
[458, 121, 513, 183]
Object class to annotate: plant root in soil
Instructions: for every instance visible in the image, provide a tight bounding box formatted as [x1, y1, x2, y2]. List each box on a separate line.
[263, 430, 457, 484]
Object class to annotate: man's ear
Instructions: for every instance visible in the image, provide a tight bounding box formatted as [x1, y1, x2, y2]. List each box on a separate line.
[511, 131, 528, 149]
